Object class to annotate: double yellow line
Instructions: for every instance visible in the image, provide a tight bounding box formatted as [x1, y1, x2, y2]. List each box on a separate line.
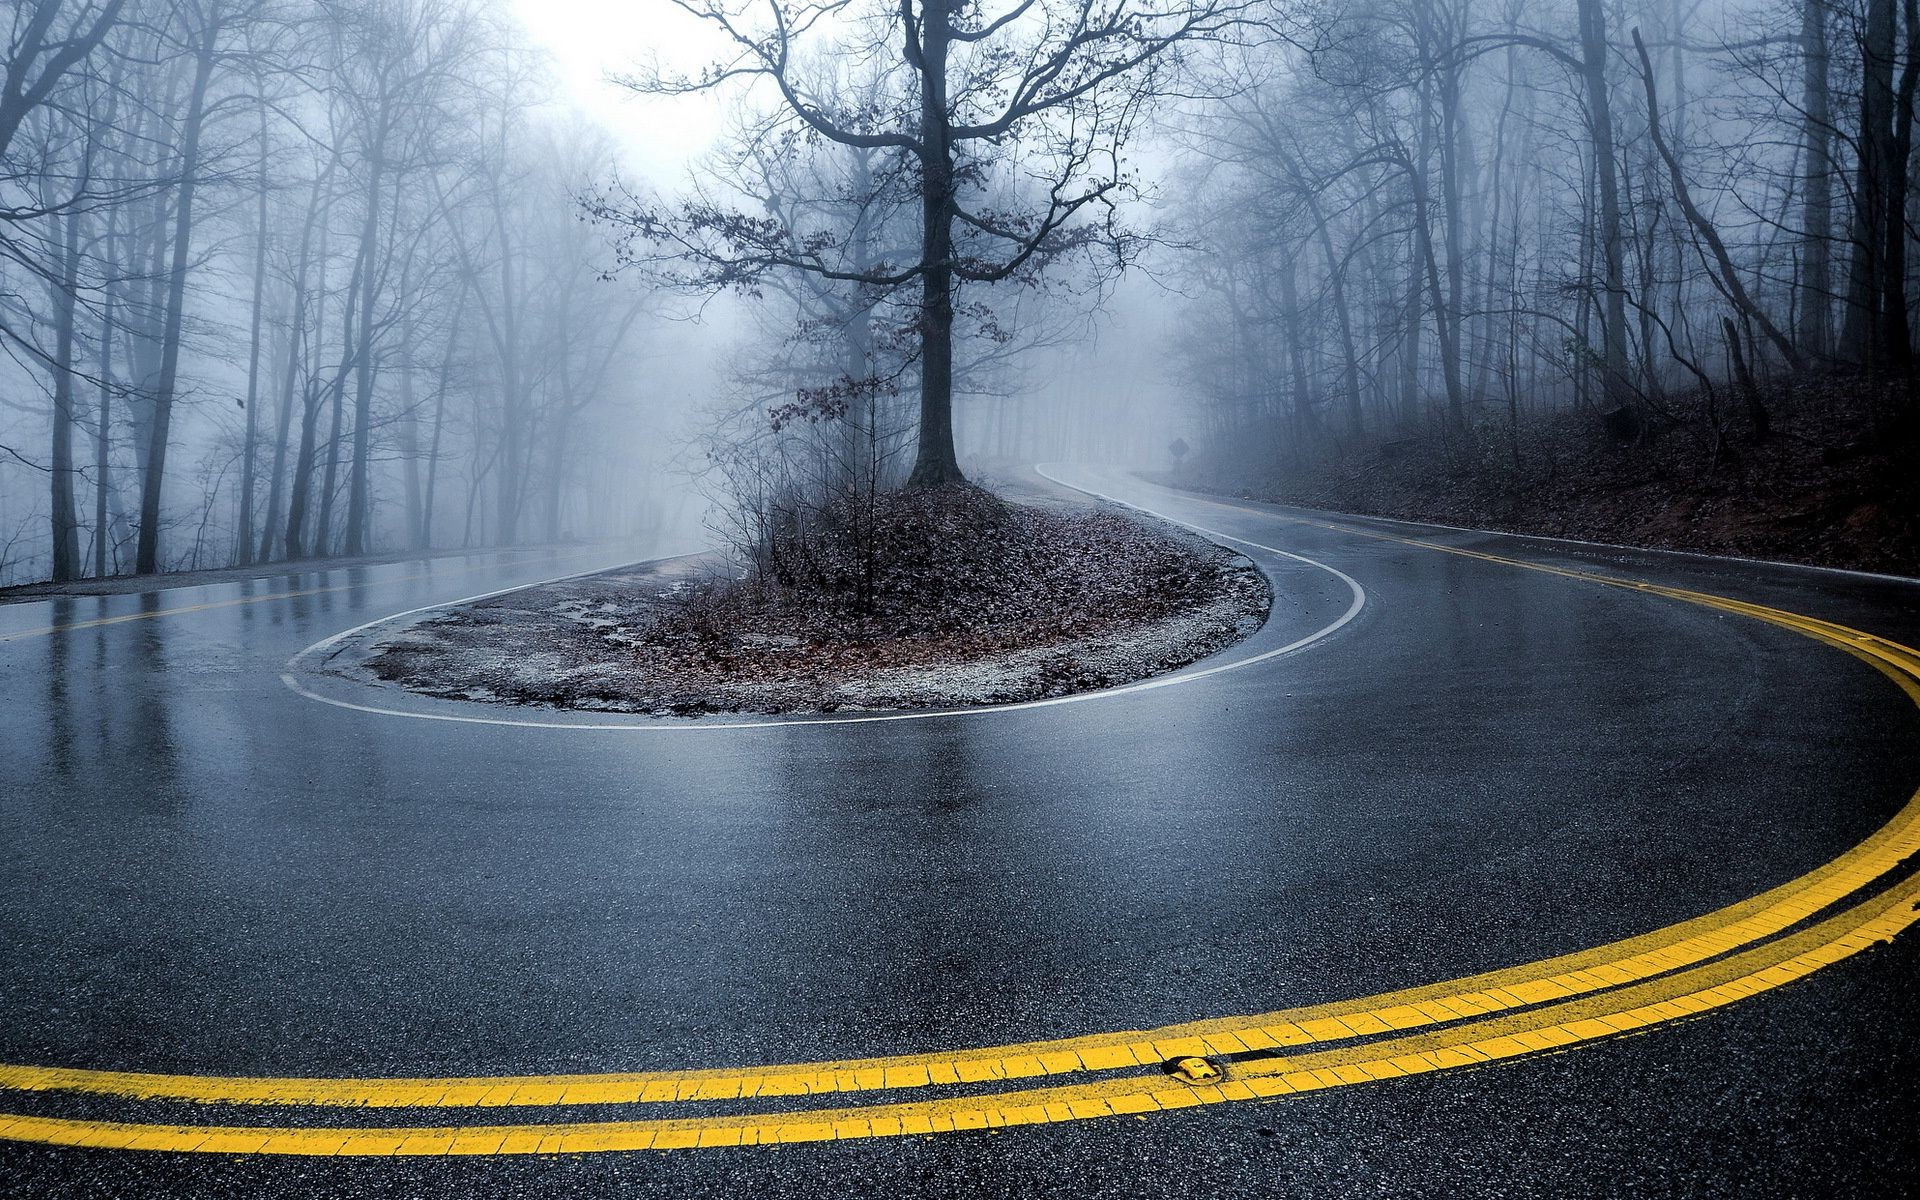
[1, 515, 1915, 1154]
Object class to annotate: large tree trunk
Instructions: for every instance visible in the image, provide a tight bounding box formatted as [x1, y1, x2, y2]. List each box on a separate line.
[135, 11, 218, 574]
[1576, 0, 1632, 411]
[287, 237, 361, 560]
[260, 166, 331, 562]
[1276, 257, 1313, 460]
[489, 196, 527, 545]
[906, 0, 963, 488]
[94, 207, 116, 578]
[1475, 38, 1523, 408]
[398, 310, 423, 546]
[419, 285, 465, 552]
[1302, 188, 1362, 441]
[49, 207, 83, 581]
[1399, 253, 1423, 423]
[235, 106, 271, 566]
[541, 411, 573, 543]
[1406, 144, 1467, 424]
[1876, 0, 1920, 364]
[343, 153, 384, 555]
[1842, 0, 1898, 362]
[1799, 0, 1834, 359]
[126, 163, 170, 498]
[315, 286, 354, 556]
[1435, 31, 1470, 422]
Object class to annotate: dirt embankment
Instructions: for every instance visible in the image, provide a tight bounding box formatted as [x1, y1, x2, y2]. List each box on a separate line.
[342, 484, 1271, 715]
[1179, 372, 1918, 576]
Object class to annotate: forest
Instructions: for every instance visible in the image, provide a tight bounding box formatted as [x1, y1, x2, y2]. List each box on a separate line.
[0, 0, 653, 585]
[2, 0, 1915, 587]
[1166, 0, 1917, 570]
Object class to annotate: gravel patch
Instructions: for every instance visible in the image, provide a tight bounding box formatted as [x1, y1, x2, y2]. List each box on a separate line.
[325, 491, 1271, 716]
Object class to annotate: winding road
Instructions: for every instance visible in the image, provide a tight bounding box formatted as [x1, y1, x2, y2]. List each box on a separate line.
[1, 466, 1916, 1197]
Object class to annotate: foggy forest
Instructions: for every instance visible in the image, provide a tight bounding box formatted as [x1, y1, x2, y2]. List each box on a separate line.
[3, 0, 1913, 587]
[4, 0, 1920, 1190]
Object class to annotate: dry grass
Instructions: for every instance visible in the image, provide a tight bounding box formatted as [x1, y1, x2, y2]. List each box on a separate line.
[357, 485, 1271, 715]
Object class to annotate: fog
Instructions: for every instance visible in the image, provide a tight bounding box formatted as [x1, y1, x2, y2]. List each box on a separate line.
[0, 0, 1899, 584]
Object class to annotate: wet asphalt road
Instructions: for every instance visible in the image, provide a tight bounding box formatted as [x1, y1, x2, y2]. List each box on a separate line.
[1, 466, 1916, 1197]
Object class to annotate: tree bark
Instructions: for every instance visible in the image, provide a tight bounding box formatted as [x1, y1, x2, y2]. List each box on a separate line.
[135, 7, 218, 574]
[1405, 143, 1467, 424]
[1399, 251, 1423, 423]
[49, 207, 83, 581]
[315, 276, 356, 556]
[1433, 12, 1470, 422]
[1576, 0, 1632, 410]
[261, 166, 331, 562]
[1276, 256, 1313, 459]
[343, 153, 384, 554]
[94, 206, 116, 578]
[905, 0, 963, 488]
[1842, 0, 1898, 362]
[419, 282, 465, 552]
[1798, 0, 1834, 358]
[287, 234, 361, 560]
[1302, 187, 1362, 441]
[1723, 315, 1770, 438]
[1875, 0, 1920, 364]
[235, 105, 271, 566]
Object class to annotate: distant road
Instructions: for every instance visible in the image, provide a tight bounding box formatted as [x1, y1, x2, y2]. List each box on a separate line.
[2, 467, 1916, 1197]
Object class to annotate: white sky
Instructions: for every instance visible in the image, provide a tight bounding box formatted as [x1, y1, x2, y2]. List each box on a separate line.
[502, 0, 753, 448]
[505, 0, 730, 182]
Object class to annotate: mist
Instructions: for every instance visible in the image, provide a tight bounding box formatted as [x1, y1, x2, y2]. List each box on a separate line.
[2, 0, 1913, 584]
[4, 0, 1919, 1185]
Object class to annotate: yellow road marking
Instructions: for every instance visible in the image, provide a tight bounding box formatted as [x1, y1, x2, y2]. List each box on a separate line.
[3, 755, 1916, 1112]
[2, 504, 1916, 1152]
[3, 872, 1913, 1155]
[4, 540, 1915, 1113]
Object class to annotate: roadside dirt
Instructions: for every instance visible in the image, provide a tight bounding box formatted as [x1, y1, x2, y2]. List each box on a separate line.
[1175, 371, 1918, 577]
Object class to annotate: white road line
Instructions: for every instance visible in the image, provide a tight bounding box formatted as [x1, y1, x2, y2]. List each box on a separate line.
[1117, 472, 1920, 588]
[279, 478, 1368, 731]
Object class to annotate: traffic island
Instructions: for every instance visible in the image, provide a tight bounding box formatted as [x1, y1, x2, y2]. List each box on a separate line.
[335, 483, 1271, 716]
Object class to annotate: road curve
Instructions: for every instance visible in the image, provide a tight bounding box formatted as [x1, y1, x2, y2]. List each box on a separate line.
[1, 467, 1916, 1196]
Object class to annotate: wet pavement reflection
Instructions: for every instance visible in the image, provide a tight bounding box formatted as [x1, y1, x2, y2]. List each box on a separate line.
[0, 502, 1915, 1087]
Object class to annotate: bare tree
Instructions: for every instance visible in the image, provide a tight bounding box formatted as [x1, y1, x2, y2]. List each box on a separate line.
[593, 0, 1265, 488]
